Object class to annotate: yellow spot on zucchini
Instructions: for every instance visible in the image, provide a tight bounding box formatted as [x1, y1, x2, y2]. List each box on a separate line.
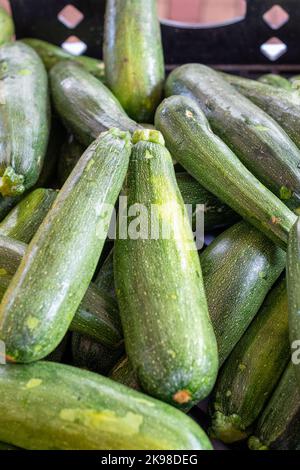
[25, 378, 42, 389]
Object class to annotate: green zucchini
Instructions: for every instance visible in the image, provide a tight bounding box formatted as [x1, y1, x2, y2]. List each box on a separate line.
[0, 188, 57, 243]
[0, 42, 50, 197]
[222, 72, 300, 153]
[95, 248, 115, 298]
[0, 196, 22, 222]
[209, 278, 290, 443]
[290, 75, 300, 91]
[155, 95, 296, 249]
[201, 221, 286, 366]
[0, 128, 131, 362]
[258, 74, 292, 90]
[72, 332, 124, 375]
[0, 234, 123, 349]
[110, 356, 141, 391]
[165, 64, 300, 210]
[248, 362, 300, 450]
[50, 61, 138, 146]
[22, 38, 105, 81]
[103, 0, 164, 122]
[0, 6, 14, 45]
[286, 216, 300, 388]
[115, 129, 218, 409]
[0, 361, 212, 450]
[58, 135, 85, 186]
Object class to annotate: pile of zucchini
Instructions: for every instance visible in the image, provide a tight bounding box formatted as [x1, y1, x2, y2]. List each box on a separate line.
[0, 1, 300, 451]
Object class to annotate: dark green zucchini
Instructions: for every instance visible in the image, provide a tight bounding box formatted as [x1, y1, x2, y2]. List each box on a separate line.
[0, 234, 122, 348]
[22, 38, 105, 81]
[222, 72, 300, 153]
[0, 6, 14, 45]
[95, 248, 115, 298]
[0, 188, 57, 243]
[0, 442, 20, 450]
[0, 361, 212, 450]
[0, 128, 131, 363]
[0, 196, 22, 222]
[103, 0, 164, 122]
[248, 362, 300, 450]
[72, 332, 124, 375]
[0, 42, 50, 197]
[115, 129, 218, 409]
[201, 221, 286, 366]
[58, 135, 85, 186]
[109, 356, 141, 391]
[209, 279, 290, 443]
[286, 216, 300, 388]
[258, 74, 292, 90]
[155, 95, 296, 249]
[165, 64, 300, 210]
[50, 61, 138, 146]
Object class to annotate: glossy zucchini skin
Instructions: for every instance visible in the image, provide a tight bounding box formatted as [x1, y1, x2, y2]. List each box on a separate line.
[0, 6, 14, 45]
[0, 361, 212, 450]
[248, 363, 300, 450]
[286, 216, 300, 388]
[50, 61, 138, 146]
[58, 136, 85, 186]
[22, 38, 105, 81]
[0, 129, 131, 363]
[258, 74, 292, 90]
[0, 234, 123, 349]
[0, 42, 50, 197]
[201, 221, 286, 366]
[0, 188, 57, 243]
[165, 64, 300, 210]
[222, 72, 300, 153]
[103, 0, 164, 122]
[155, 95, 296, 250]
[209, 279, 290, 443]
[115, 129, 218, 409]
[109, 356, 141, 391]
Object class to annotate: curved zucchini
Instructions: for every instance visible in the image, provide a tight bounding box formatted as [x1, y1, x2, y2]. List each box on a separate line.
[209, 279, 290, 443]
[155, 95, 296, 250]
[165, 64, 300, 210]
[104, 0, 164, 122]
[115, 129, 218, 409]
[222, 72, 300, 153]
[0, 42, 50, 197]
[0, 234, 122, 348]
[22, 38, 105, 81]
[0, 361, 212, 450]
[201, 221, 286, 366]
[50, 61, 138, 146]
[58, 136, 85, 186]
[0, 188, 57, 243]
[72, 332, 124, 375]
[286, 216, 300, 388]
[248, 363, 300, 450]
[0, 6, 14, 45]
[109, 356, 141, 391]
[258, 74, 292, 90]
[0, 129, 131, 363]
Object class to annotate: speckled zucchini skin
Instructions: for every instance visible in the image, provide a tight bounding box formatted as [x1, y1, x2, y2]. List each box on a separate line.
[201, 221, 286, 366]
[0, 235, 122, 348]
[58, 136, 85, 186]
[0, 7, 14, 45]
[22, 38, 105, 81]
[165, 65, 300, 211]
[258, 74, 292, 90]
[0, 129, 131, 362]
[0, 42, 50, 197]
[0, 361, 212, 450]
[109, 356, 141, 391]
[104, 0, 164, 122]
[248, 362, 300, 450]
[155, 95, 296, 250]
[50, 61, 138, 146]
[287, 216, 300, 388]
[115, 129, 218, 409]
[0, 188, 57, 243]
[223, 73, 300, 153]
[209, 279, 290, 443]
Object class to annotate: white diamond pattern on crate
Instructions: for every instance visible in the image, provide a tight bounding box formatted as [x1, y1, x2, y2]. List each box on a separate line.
[61, 36, 87, 55]
[58, 4, 84, 29]
[260, 37, 287, 61]
[263, 4, 289, 30]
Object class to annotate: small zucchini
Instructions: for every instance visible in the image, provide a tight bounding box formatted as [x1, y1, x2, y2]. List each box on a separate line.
[0, 6, 14, 45]
[0, 361, 212, 450]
